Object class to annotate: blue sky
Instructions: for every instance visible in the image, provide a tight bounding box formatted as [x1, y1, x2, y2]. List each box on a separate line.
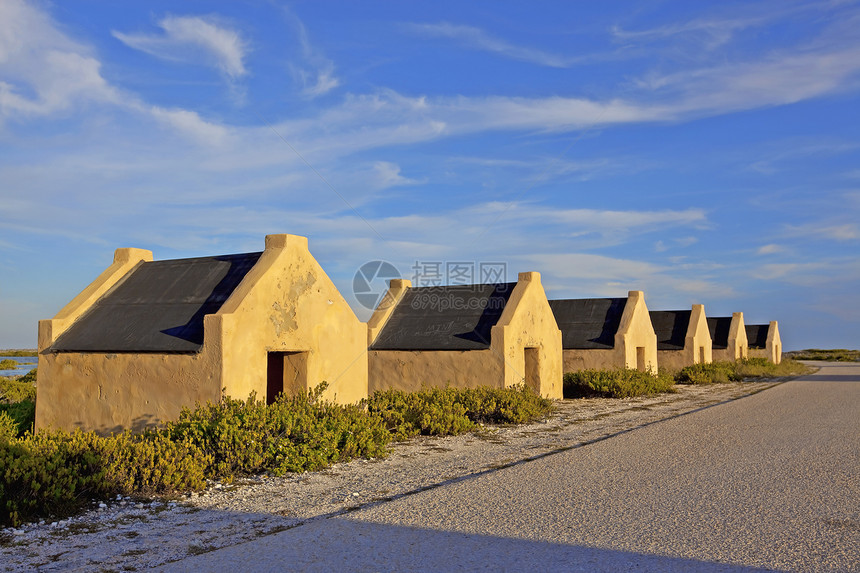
[1, 0, 859, 350]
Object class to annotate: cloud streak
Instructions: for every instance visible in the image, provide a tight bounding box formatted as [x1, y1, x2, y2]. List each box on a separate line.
[113, 15, 248, 79]
[409, 22, 572, 67]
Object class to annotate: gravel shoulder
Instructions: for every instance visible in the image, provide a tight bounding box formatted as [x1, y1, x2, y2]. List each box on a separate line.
[0, 380, 786, 572]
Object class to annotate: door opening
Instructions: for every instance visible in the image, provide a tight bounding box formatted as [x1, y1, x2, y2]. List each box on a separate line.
[267, 351, 309, 404]
[699, 346, 706, 364]
[636, 347, 646, 372]
[524, 347, 540, 394]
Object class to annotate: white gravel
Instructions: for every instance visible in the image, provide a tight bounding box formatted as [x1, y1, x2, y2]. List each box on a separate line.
[0, 381, 782, 572]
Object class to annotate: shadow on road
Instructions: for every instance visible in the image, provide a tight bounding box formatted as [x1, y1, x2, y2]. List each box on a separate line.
[160, 516, 785, 573]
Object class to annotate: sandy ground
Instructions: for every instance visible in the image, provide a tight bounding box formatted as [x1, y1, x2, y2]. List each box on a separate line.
[0, 380, 785, 572]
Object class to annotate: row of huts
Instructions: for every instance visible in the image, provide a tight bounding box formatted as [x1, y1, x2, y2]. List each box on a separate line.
[35, 235, 781, 433]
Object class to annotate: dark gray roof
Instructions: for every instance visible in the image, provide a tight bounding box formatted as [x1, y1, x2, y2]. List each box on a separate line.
[707, 317, 732, 350]
[650, 310, 691, 351]
[746, 324, 769, 349]
[370, 283, 516, 351]
[549, 298, 627, 350]
[51, 252, 262, 353]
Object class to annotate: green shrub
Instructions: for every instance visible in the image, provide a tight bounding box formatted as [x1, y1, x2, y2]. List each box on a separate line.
[366, 385, 553, 440]
[675, 359, 811, 384]
[0, 359, 19, 369]
[165, 384, 390, 480]
[0, 375, 37, 403]
[0, 400, 35, 436]
[675, 361, 742, 384]
[0, 350, 37, 357]
[0, 429, 210, 527]
[0, 431, 106, 527]
[0, 412, 18, 443]
[17, 368, 37, 385]
[563, 368, 676, 398]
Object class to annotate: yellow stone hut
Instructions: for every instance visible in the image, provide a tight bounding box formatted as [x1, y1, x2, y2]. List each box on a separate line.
[746, 321, 782, 364]
[649, 304, 713, 370]
[367, 272, 563, 399]
[549, 291, 658, 374]
[36, 234, 367, 434]
[707, 312, 748, 362]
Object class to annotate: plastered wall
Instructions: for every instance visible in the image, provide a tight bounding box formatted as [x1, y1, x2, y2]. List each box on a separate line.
[368, 349, 502, 393]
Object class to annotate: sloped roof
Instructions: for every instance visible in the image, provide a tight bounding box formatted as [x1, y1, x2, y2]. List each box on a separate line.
[549, 298, 627, 350]
[707, 317, 732, 350]
[370, 282, 516, 350]
[746, 324, 769, 349]
[650, 310, 691, 351]
[51, 252, 262, 353]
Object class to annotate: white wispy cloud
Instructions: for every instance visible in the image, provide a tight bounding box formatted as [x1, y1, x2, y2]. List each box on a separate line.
[784, 222, 859, 241]
[409, 22, 572, 67]
[113, 15, 248, 79]
[286, 11, 340, 98]
[757, 244, 785, 255]
[0, 0, 119, 119]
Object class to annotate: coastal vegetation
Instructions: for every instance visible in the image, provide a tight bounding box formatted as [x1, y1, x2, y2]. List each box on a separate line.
[0, 383, 551, 527]
[784, 348, 860, 362]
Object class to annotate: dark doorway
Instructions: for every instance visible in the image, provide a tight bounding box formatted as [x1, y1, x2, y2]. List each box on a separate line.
[524, 347, 540, 394]
[267, 351, 309, 404]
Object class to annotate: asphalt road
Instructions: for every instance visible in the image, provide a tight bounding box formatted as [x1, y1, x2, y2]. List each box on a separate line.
[162, 362, 859, 572]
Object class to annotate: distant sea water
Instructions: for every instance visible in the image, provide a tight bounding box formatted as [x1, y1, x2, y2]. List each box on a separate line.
[0, 356, 37, 377]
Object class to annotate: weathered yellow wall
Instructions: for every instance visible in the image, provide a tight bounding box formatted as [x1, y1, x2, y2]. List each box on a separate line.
[367, 272, 563, 399]
[218, 234, 367, 405]
[490, 272, 563, 399]
[656, 304, 713, 371]
[34, 346, 222, 435]
[713, 312, 748, 362]
[368, 349, 502, 393]
[562, 348, 620, 372]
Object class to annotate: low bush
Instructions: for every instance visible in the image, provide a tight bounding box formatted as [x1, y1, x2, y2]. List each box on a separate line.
[0, 400, 35, 436]
[675, 362, 742, 384]
[0, 359, 19, 370]
[366, 385, 553, 441]
[0, 375, 37, 403]
[675, 358, 810, 384]
[563, 368, 676, 399]
[164, 384, 391, 480]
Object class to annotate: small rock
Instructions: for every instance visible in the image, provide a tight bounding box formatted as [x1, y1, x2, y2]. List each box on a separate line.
[98, 503, 107, 509]
[352, 492, 360, 497]
[135, 503, 145, 509]
[12, 529, 25, 536]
